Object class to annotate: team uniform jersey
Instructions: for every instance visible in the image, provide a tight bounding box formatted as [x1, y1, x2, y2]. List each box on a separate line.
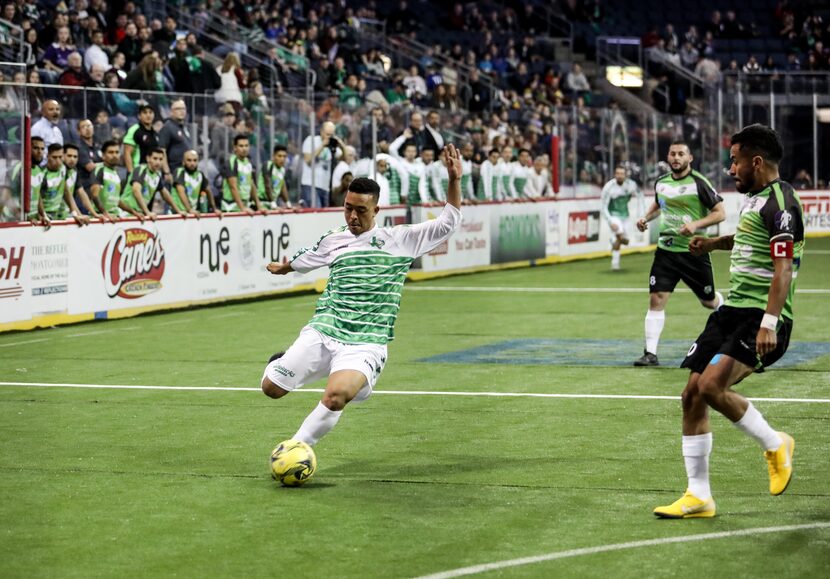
[477, 159, 501, 200]
[352, 158, 392, 206]
[33, 165, 68, 219]
[601, 178, 642, 236]
[221, 154, 256, 211]
[510, 162, 532, 198]
[257, 161, 287, 203]
[173, 167, 209, 212]
[121, 164, 164, 213]
[682, 180, 804, 373]
[654, 170, 722, 252]
[426, 161, 446, 203]
[292, 204, 462, 345]
[123, 124, 158, 168]
[11, 162, 45, 215]
[92, 164, 123, 213]
[460, 158, 474, 200]
[399, 159, 428, 205]
[263, 204, 462, 400]
[383, 157, 403, 205]
[526, 169, 553, 198]
[497, 160, 514, 200]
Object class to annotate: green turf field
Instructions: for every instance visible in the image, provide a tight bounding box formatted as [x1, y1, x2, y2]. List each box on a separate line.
[2, 239, 829, 578]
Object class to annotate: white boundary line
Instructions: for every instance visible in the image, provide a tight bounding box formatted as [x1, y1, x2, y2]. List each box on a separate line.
[405, 286, 830, 294]
[0, 382, 828, 403]
[412, 522, 830, 579]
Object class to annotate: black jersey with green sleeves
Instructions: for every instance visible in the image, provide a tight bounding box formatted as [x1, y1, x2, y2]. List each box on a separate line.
[654, 170, 722, 252]
[121, 164, 165, 211]
[725, 179, 804, 319]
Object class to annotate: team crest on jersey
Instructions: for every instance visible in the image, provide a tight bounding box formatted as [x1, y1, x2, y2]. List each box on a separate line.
[370, 236, 385, 249]
[775, 210, 793, 232]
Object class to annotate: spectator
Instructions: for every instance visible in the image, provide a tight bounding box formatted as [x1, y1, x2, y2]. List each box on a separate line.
[403, 64, 427, 100]
[679, 41, 700, 69]
[339, 74, 363, 110]
[123, 53, 163, 92]
[361, 48, 385, 77]
[157, 99, 192, 176]
[695, 55, 721, 84]
[42, 25, 77, 75]
[331, 145, 356, 207]
[301, 120, 343, 208]
[84, 29, 109, 72]
[23, 27, 40, 68]
[791, 169, 812, 190]
[31, 99, 64, 150]
[93, 109, 114, 148]
[27, 69, 46, 113]
[742, 55, 762, 73]
[108, 51, 128, 81]
[215, 52, 245, 113]
[123, 104, 158, 173]
[117, 21, 142, 69]
[385, 79, 409, 106]
[103, 71, 137, 120]
[424, 110, 445, 155]
[209, 104, 236, 170]
[0, 70, 24, 114]
[168, 37, 192, 93]
[359, 107, 392, 158]
[188, 45, 221, 96]
[565, 63, 591, 96]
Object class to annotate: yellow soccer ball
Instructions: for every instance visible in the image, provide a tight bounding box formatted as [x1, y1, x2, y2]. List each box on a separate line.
[270, 440, 317, 486]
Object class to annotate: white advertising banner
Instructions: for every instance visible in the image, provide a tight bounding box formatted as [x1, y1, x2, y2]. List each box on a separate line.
[0, 227, 32, 323]
[554, 197, 649, 257]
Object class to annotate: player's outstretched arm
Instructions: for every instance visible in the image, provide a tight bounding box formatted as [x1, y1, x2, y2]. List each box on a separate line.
[689, 234, 734, 256]
[443, 144, 462, 209]
[266, 260, 294, 275]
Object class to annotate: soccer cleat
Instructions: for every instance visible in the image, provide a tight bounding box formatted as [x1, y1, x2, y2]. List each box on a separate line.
[653, 490, 716, 519]
[268, 351, 286, 363]
[764, 432, 795, 496]
[634, 350, 659, 366]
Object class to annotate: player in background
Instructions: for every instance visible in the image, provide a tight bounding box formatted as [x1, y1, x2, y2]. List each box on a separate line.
[89, 140, 124, 222]
[119, 148, 184, 221]
[222, 135, 267, 214]
[62, 144, 97, 223]
[601, 166, 644, 270]
[259, 144, 292, 209]
[389, 135, 428, 205]
[9, 136, 46, 221]
[260, 144, 463, 448]
[431, 143, 475, 204]
[477, 148, 502, 201]
[31, 144, 89, 226]
[654, 124, 802, 518]
[526, 155, 554, 198]
[498, 145, 515, 200]
[508, 148, 535, 201]
[634, 142, 726, 366]
[352, 155, 392, 206]
[173, 150, 217, 216]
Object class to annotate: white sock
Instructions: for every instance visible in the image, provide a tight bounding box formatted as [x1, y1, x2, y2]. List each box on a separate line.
[293, 401, 343, 446]
[714, 291, 724, 310]
[645, 309, 665, 355]
[733, 402, 783, 451]
[682, 433, 713, 499]
[611, 249, 620, 268]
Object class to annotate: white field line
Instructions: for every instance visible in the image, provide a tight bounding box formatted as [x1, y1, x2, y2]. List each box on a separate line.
[405, 286, 830, 294]
[412, 522, 830, 579]
[0, 325, 139, 347]
[0, 338, 50, 348]
[0, 382, 828, 404]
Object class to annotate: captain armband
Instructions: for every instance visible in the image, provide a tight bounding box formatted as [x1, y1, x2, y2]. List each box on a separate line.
[770, 239, 793, 259]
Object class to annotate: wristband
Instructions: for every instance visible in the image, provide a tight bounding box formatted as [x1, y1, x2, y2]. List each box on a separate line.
[760, 313, 778, 331]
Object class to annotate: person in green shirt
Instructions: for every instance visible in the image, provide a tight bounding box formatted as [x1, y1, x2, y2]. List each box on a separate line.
[9, 136, 45, 222]
[654, 124, 802, 519]
[634, 141, 726, 366]
[119, 148, 185, 221]
[222, 135, 268, 214]
[31, 143, 89, 226]
[258, 144, 292, 209]
[89, 140, 124, 222]
[63, 143, 101, 222]
[173, 150, 217, 216]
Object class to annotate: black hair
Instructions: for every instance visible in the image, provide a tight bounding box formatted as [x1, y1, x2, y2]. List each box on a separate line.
[730, 124, 784, 165]
[669, 140, 690, 150]
[518, 148, 531, 156]
[137, 104, 154, 115]
[47, 143, 63, 153]
[233, 134, 249, 146]
[31, 135, 44, 143]
[101, 139, 119, 153]
[348, 177, 381, 202]
[63, 143, 79, 153]
[149, 147, 165, 156]
[272, 144, 287, 154]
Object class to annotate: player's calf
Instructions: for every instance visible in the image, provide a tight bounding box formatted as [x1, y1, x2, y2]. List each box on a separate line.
[261, 376, 290, 399]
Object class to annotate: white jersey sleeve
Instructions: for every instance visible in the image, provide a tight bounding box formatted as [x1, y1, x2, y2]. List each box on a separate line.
[600, 180, 613, 222]
[289, 228, 344, 273]
[390, 204, 462, 258]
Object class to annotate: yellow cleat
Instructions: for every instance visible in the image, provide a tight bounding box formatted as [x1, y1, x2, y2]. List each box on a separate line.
[765, 432, 795, 496]
[654, 490, 716, 519]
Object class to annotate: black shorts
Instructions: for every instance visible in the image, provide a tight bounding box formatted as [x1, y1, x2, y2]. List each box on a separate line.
[681, 306, 793, 374]
[649, 248, 716, 301]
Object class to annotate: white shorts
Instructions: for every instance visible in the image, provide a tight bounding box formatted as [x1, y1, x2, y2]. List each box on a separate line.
[262, 326, 387, 402]
[608, 216, 630, 239]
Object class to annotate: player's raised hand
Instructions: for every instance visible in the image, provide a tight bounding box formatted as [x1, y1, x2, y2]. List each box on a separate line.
[443, 144, 462, 181]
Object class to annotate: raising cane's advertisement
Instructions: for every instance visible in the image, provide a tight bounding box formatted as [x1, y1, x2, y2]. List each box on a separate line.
[102, 228, 166, 299]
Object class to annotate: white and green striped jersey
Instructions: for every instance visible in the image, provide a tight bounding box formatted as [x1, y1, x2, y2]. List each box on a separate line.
[429, 161, 448, 203]
[509, 162, 533, 198]
[460, 158, 474, 200]
[290, 204, 462, 344]
[726, 179, 804, 320]
[477, 159, 500, 200]
[601, 178, 642, 221]
[399, 158, 428, 205]
[352, 157, 391, 206]
[497, 160, 514, 199]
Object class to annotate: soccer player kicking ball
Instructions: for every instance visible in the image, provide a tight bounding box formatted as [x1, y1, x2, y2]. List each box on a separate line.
[260, 144, 463, 447]
[654, 125, 803, 519]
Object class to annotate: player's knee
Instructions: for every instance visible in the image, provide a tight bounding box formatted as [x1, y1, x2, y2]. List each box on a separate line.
[261, 377, 288, 399]
[697, 374, 723, 404]
[321, 390, 348, 411]
[681, 381, 702, 412]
